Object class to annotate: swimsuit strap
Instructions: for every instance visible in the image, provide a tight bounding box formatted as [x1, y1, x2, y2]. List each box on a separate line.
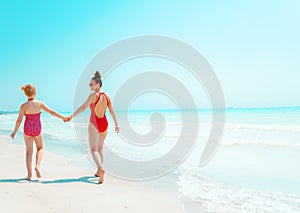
[95, 92, 108, 106]
[94, 92, 101, 104]
[101, 92, 109, 104]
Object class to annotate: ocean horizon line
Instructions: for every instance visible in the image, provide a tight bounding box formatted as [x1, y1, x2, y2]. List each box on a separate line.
[1, 105, 300, 115]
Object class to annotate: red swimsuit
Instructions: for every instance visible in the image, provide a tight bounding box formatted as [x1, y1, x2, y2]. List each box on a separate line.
[89, 92, 108, 133]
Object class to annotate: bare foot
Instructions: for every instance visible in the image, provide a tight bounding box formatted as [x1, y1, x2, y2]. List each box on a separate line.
[94, 169, 102, 177]
[98, 169, 105, 184]
[26, 173, 32, 181]
[35, 167, 42, 178]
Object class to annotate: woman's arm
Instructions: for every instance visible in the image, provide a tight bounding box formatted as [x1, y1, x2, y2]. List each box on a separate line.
[65, 94, 94, 121]
[107, 96, 119, 133]
[11, 105, 25, 139]
[40, 102, 65, 120]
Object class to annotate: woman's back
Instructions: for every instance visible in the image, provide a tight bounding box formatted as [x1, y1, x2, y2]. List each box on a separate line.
[94, 92, 109, 118]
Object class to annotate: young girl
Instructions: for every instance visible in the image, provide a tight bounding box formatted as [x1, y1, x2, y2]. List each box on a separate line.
[10, 84, 65, 180]
[64, 71, 119, 184]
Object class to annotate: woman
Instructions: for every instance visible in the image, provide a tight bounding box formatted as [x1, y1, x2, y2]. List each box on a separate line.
[11, 84, 65, 180]
[65, 71, 119, 184]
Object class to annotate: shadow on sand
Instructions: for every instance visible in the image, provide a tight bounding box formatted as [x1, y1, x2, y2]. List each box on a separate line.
[0, 176, 99, 185]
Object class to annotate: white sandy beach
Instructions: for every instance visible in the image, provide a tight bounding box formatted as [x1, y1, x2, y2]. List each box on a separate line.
[0, 134, 186, 213]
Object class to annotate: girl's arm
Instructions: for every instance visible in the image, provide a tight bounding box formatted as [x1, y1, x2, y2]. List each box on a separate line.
[40, 102, 65, 120]
[107, 96, 119, 133]
[11, 105, 25, 139]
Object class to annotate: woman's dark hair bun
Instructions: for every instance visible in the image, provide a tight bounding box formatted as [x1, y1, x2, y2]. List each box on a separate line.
[92, 70, 103, 87]
[94, 71, 101, 78]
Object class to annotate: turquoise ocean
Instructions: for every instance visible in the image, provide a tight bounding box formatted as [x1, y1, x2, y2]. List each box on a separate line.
[1, 107, 300, 212]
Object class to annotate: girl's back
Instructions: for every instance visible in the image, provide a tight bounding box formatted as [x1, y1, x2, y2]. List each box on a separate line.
[23, 100, 41, 115]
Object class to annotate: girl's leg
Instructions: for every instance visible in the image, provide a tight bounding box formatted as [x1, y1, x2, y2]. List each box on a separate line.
[33, 134, 43, 178]
[24, 135, 33, 180]
[88, 123, 102, 173]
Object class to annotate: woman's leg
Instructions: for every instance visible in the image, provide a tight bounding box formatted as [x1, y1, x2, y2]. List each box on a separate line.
[88, 123, 102, 173]
[33, 134, 43, 178]
[97, 130, 107, 184]
[98, 130, 108, 165]
[24, 135, 33, 180]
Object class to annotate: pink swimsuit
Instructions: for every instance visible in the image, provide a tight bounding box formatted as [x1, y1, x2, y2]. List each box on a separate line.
[24, 112, 42, 137]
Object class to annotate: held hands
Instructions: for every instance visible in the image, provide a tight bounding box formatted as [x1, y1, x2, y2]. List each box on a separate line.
[63, 115, 73, 123]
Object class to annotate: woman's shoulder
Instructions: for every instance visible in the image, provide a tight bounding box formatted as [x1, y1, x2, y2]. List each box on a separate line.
[87, 92, 98, 103]
[99, 91, 109, 98]
[101, 92, 110, 103]
[89, 92, 98, 98]
[101, 91, 109, 97]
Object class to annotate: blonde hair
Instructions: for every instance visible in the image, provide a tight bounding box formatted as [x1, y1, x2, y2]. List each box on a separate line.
[21, 84, 36, 97]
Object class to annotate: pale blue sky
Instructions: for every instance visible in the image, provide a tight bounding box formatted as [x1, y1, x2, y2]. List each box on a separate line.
[1, 0, 299, 111]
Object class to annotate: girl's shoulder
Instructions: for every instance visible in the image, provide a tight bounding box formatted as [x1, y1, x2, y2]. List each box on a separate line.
[35, 100, 42, 104]
[21, 100, 41, 113]
[20, 102, 27, 109]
